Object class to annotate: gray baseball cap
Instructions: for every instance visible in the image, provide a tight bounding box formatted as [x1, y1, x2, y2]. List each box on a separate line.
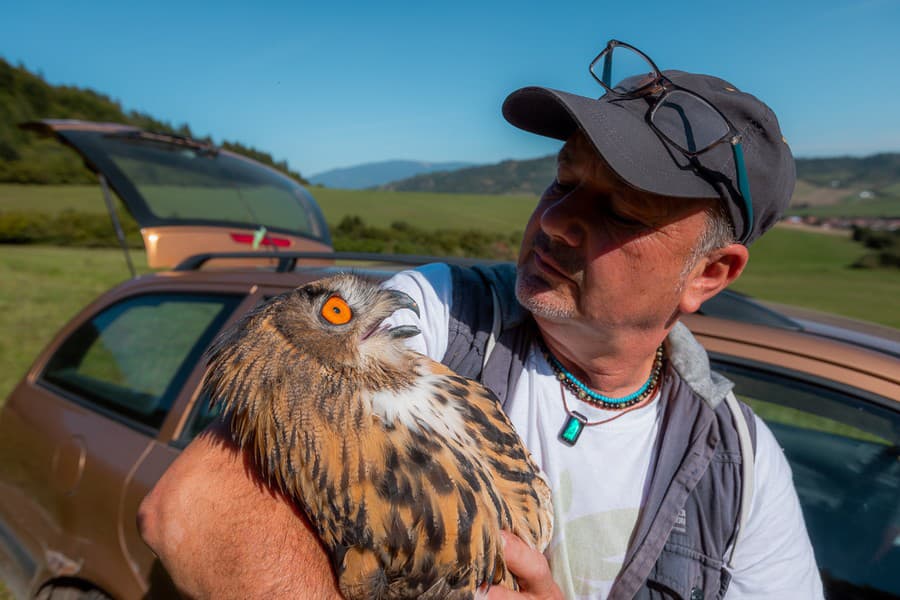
[502, 70, 795, 245]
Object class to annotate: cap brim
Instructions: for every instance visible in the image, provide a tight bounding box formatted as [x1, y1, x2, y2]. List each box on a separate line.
[502, 86, 735, 202]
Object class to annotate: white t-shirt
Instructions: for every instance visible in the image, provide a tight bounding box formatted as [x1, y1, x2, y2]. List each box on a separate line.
[383, 263, 823, 599]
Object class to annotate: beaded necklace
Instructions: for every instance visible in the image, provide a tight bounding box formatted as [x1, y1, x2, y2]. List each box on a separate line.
[539, 341, 665, 446]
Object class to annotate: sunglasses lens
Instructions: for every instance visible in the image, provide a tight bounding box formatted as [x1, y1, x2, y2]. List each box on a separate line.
[651, 90, 730, 153]
[591, 44, 657, 95]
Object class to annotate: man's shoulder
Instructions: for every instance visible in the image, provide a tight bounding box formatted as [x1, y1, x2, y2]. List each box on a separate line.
[383, 262, 453, 293]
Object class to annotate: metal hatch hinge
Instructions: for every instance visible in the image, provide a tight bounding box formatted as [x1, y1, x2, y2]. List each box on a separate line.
[99, 174, 136, 279]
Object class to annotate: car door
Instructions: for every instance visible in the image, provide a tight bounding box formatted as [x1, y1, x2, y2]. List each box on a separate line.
[0, 284, 247, 598]
[712, 358, 900, 598]
[117, 284, 267, 598]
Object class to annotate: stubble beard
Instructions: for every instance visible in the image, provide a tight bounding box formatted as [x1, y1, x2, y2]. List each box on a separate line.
[515, 231, 585, 321]
[515, 270, 577, 320]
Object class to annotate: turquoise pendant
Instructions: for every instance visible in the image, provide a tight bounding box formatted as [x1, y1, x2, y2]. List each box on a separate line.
[559, 411, 587, 446]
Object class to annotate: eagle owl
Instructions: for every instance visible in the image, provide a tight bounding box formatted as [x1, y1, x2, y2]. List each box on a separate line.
[202, 273, 553, 599]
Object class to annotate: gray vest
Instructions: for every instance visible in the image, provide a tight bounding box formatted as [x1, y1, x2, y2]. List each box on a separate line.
[441, 264, 757, 600]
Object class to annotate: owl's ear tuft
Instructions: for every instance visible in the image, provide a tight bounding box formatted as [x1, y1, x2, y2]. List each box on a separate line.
[321, 295, 353, 325]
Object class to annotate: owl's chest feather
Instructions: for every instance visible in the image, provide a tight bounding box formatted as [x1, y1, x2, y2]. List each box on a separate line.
[366, 373, 474, 446]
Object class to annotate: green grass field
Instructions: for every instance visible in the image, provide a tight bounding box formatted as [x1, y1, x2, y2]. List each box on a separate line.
[4, 181, 897, 228]
[0, 247, 150, 403]
[788, 195, 900, 217]
[0, 184, 109, 213]
[312, 187, 537, 233]
[0, 183, 538, 235]
[786, 179, 900, 217]
[729, 227, 899, 326]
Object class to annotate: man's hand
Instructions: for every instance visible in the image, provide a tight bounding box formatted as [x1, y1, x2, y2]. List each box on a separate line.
[485, 531, 563, 600]
[137, 421, 341, 599]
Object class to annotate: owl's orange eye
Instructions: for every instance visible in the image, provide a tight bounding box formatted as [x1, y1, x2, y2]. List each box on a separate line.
[321, 295, 352, 325]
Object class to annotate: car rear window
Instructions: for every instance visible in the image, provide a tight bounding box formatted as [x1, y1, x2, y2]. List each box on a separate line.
[41, 293, 242, 431]
[102, 134, 327, 241]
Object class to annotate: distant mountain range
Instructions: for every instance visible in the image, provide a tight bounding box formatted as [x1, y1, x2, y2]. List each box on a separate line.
[374, 152, 900, 216]
[794, 154, 900, 188]
[378, 155, 557, 195]
[309, 160, 477, 189]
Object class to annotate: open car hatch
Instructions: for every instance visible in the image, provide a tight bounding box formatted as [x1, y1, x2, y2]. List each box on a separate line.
[21, 120, 333, 268]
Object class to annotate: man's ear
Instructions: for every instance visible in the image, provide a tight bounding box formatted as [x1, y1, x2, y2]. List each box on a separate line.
[679, 243, 749, 315]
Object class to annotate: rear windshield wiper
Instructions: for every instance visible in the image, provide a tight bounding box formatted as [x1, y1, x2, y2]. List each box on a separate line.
[109, 131, 220, 157]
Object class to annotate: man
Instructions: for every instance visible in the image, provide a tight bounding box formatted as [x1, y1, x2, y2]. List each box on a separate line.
[139, 40, 822, 599]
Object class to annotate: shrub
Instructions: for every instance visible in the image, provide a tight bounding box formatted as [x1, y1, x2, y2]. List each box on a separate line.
[0, 210, 142, 247]
[331, 215, 519, 260]
[0, 211, 518, 261]
[850, 227, 900, 269]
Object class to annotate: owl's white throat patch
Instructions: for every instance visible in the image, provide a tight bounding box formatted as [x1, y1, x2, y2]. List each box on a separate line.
[367, 374, 471, 443]
[359, 333, 414, 371]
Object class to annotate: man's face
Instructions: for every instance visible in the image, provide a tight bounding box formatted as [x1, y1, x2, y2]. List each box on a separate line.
[516, 131, 716, 333]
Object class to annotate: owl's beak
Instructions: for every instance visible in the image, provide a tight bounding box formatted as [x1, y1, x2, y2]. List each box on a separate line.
[385, 289, 421, 339]
[385, 289, 420, 318]
[389, 324, 421, 339]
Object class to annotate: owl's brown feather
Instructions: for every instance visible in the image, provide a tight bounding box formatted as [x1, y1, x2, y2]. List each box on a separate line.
[202, 273, 553, 599]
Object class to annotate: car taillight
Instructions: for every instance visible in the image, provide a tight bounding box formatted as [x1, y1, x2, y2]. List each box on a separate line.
[229, 233, 292, 248]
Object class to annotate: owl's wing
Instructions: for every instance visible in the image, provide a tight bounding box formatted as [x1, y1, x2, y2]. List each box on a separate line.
[424, 359, 554, 552]
[270, 357, 553, 599]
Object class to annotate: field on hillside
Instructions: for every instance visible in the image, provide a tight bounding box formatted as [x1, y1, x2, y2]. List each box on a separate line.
[0, 246, 149, 403]
[4, 182, 898, 226]
[729, 227, 898, 324]
[789, 195, 900, 217]
[790, 180, 859, 206]
[313, 187, 537, 233]
[788, 180, 900, 217]
[0, 184, 538, 235]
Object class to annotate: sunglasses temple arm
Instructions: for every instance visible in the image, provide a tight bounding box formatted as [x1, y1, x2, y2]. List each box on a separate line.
[732, 140, 754, 244]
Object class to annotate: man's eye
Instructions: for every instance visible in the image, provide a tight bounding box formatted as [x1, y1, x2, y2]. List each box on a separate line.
[611, 212, 644, 227]
[602, 207, 647, 229]
[548, 178, 575, 195]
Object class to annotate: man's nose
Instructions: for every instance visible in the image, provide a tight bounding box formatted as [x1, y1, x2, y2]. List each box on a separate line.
[538, 189, 587, 248]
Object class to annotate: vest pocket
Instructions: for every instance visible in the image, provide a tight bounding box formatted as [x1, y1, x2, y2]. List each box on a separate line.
[644, 542, 729, 600]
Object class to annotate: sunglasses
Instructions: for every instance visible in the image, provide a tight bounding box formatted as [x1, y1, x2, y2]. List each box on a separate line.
[589, 40, 754, 244]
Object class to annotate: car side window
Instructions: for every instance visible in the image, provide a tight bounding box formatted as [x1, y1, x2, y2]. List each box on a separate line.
[41, 293, 242, 431]
[178, 294, 284, 445]
[714, 360, 900, 598]
[181, 390, 220, 443]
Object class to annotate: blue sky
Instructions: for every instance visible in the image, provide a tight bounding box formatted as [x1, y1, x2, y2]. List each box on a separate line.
[2, 0, 898, 177]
